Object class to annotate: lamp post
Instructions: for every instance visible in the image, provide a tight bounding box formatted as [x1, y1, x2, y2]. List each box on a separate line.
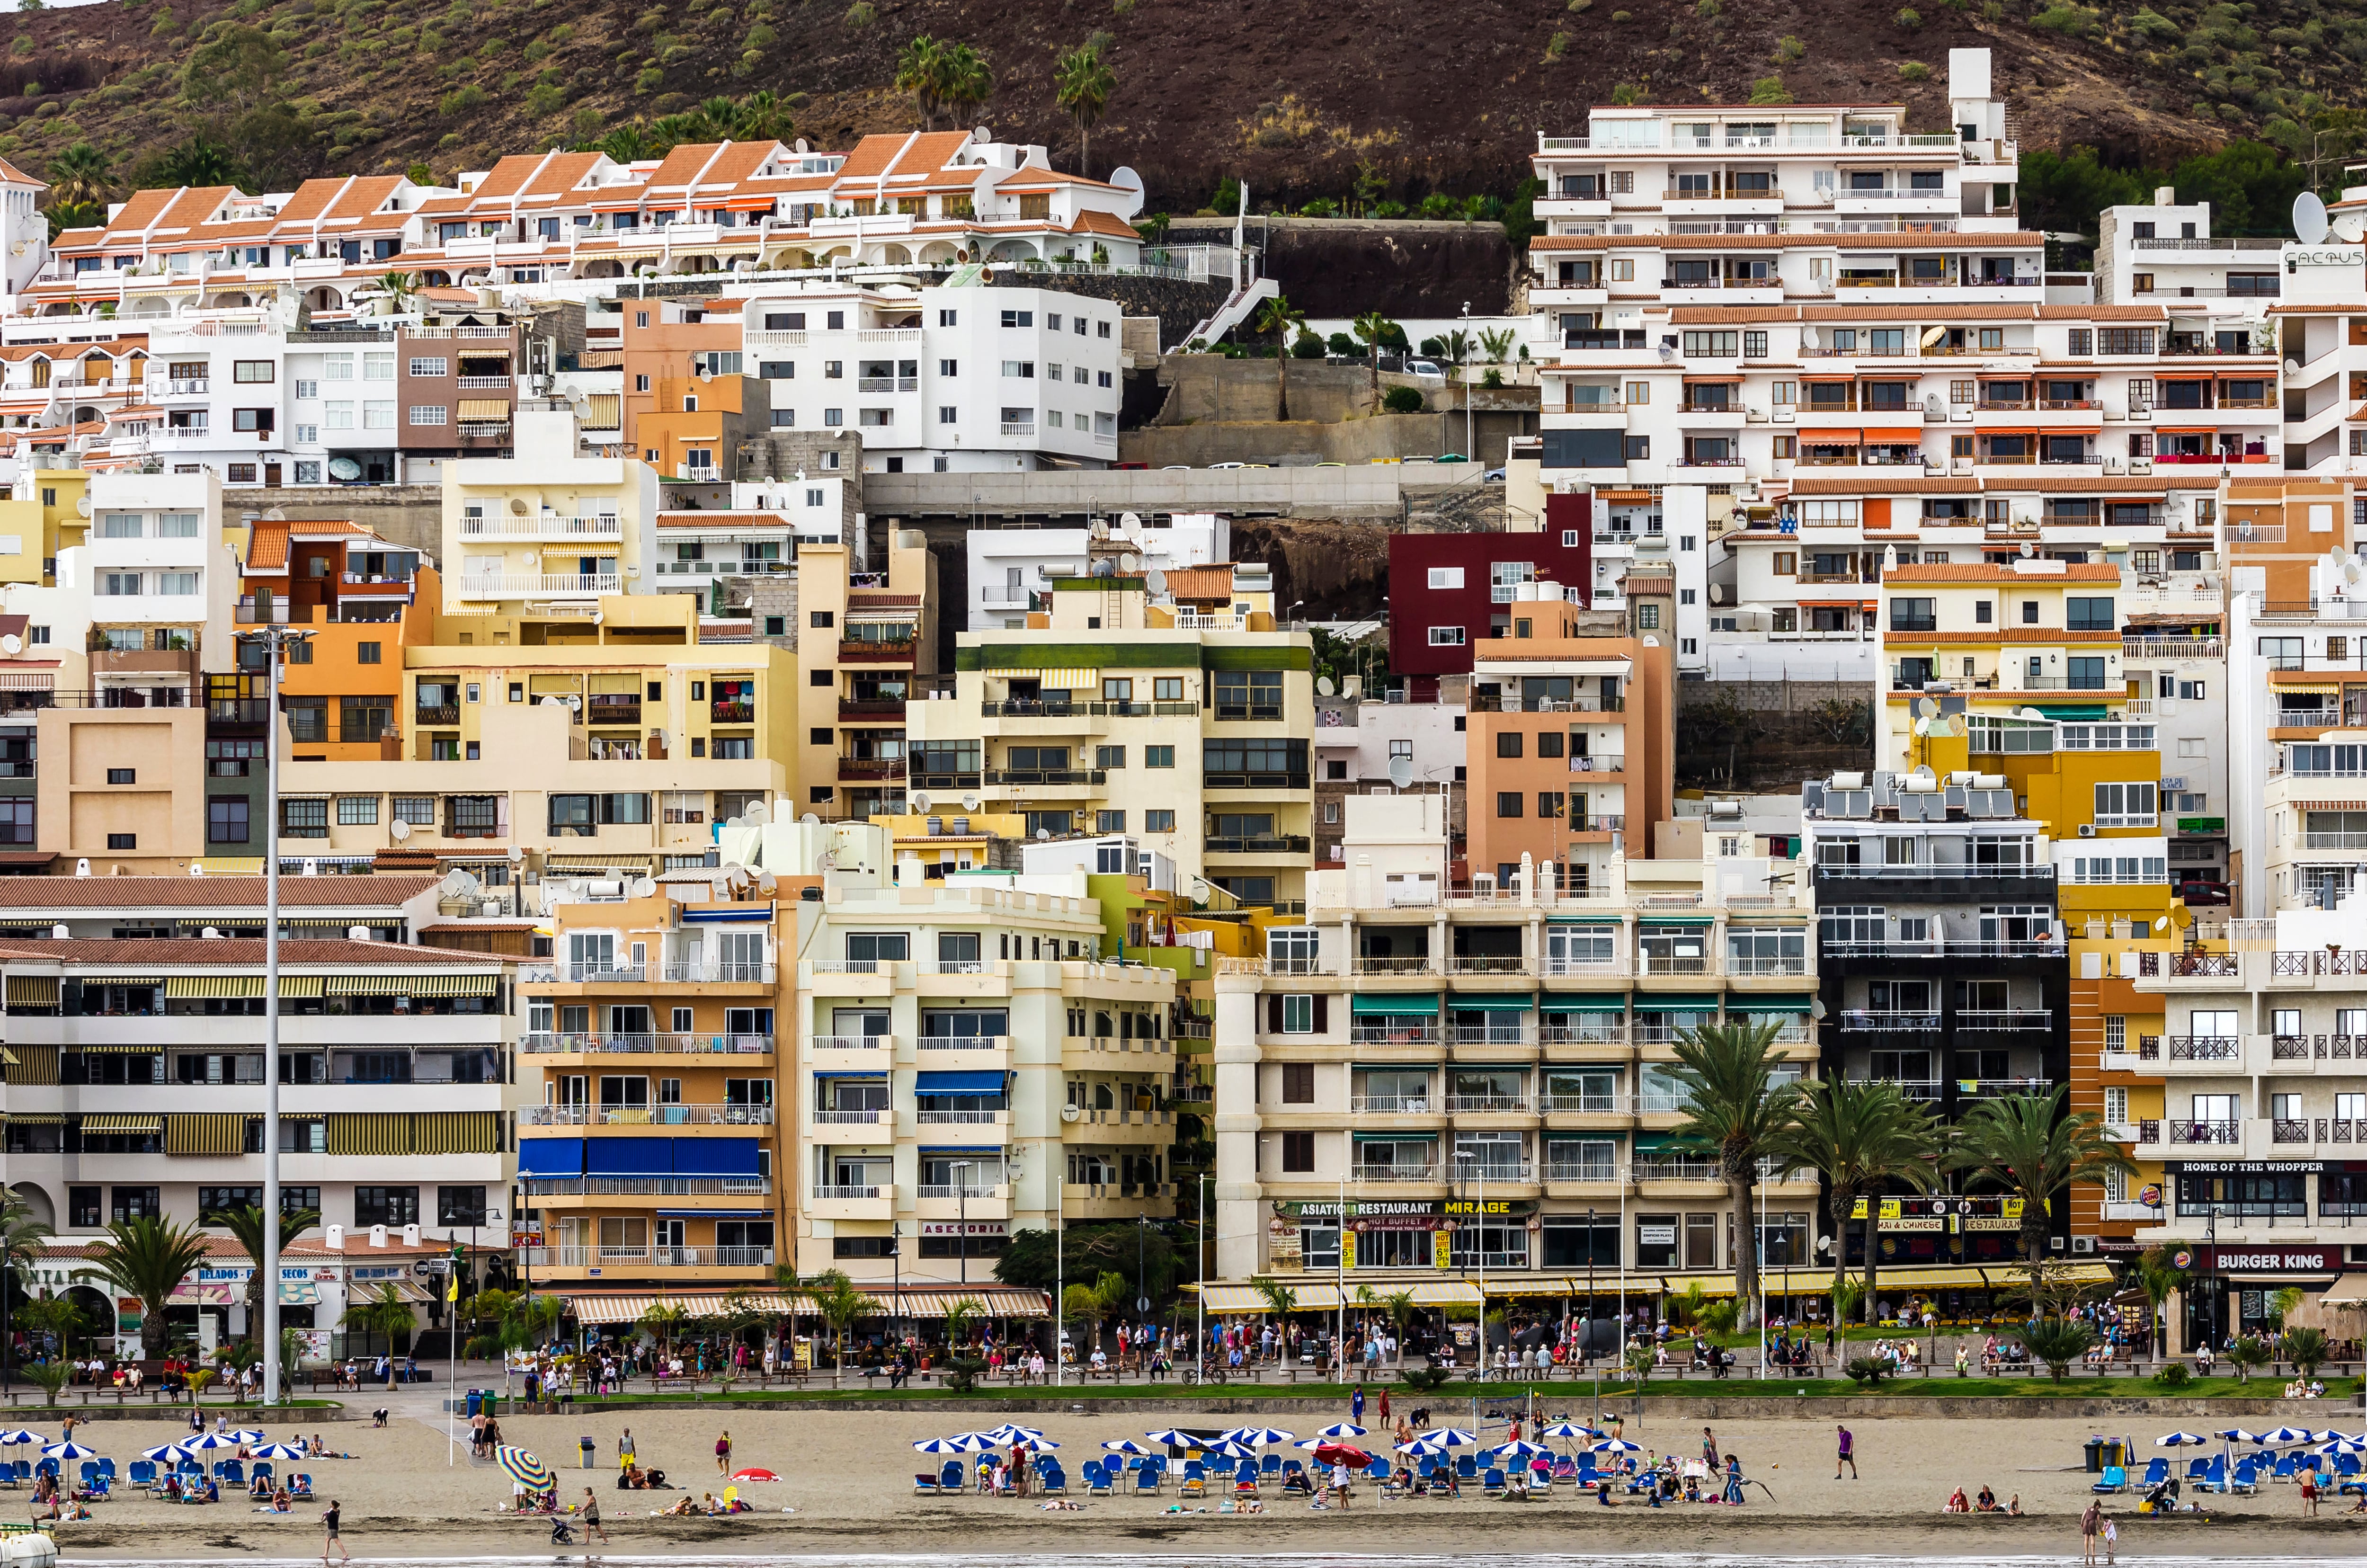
[952, 1161, 973, 1285]
[1454, 1149, 1485, 1362]
[1459, 300, 1474, 463]
[240, 623, 313, 1408]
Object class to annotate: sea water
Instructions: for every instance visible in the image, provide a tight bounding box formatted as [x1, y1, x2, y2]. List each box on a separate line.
[68, 1554, 2359, 1568]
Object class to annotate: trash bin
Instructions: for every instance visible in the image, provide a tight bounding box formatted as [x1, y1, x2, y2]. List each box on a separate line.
[580, 1437, 596, 1470]
[2084, 1437, 2107, 1474]
[465, 1389, 482, 1419]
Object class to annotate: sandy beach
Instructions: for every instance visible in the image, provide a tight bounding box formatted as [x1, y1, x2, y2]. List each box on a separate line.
[30, 1399, 2367, 1560]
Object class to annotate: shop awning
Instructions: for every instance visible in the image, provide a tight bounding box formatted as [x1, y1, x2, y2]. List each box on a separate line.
[2029, 703, 2109, 721]
[914, 1070, 1005, 1094]
[1351, 994, 1439, 1015]
[896, 1287, 1050, 1319]
[586, 1136, 672, 1176]
[279, 1280, 320, 1307]
[1726, 996, 1814, 1013]
[2316, 1274, 2367, 1305]
[517, 1137, 585, 1176]
[167, 1283, 234, 1307]
[81, 1114, 161, 1134]
[1632, 995, 1721, 1011]
[1448, 996, 1533, 1012]
[1544, 994, 1629, 1012]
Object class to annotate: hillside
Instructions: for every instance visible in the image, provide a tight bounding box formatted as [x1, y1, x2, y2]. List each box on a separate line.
[0, 0, 2357, 220]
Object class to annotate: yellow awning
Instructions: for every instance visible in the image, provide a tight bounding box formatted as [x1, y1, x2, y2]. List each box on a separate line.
[4, 976, 57, 1007]
[456, 399, 510, 420]
[81, 1114, 162, 1134]
[583, 394, 621, 428]
[167, 975, 262, 998]
[326, 1113, 412, 1156]
[165, 1113, 250, 1156]
[413, 1111, 498, 1155]
[278, 975, 326, 998]
[7, 1113, 60, 1124]
[402, 972, 498, 997]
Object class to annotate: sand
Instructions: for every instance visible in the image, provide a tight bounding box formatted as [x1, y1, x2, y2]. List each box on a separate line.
[34, 1401, 2367, 1559]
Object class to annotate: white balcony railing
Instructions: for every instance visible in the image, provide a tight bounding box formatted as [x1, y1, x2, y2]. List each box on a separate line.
[521, 1103, 775, 1126]
[455, 573, 621, 597]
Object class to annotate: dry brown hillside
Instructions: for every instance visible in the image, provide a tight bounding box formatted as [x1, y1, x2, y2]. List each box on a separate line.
[0, 0, 2351, 211]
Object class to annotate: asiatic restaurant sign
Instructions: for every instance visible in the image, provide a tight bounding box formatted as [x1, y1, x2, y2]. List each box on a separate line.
[1276, 1198, 1537, 1230]
[1850, 1195, 2024, 1232]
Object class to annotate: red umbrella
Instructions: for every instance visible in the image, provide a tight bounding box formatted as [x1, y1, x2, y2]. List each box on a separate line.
[730, 1468, 782, 1483]
[1313, 1443, 1372, 1467]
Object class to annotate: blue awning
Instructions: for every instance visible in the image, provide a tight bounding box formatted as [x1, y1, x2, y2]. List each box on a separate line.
[1350, 994, 1439, 1016]
[1450, 996, 1534, 1011]
[1544, 995, 1628, 1013]
[671, 1139, 761, 1177]
[915, 1070, 1006, 1094]
[586, 1136, 672, 1176]
[518, 1137, 583, 1176]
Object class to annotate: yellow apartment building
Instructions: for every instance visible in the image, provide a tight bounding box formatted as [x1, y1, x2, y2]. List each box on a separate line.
[794, 535, 936, 824]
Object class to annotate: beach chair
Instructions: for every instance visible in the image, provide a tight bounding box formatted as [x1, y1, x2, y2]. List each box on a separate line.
[2273, 1455, 2297, 1482]
[217, 1461, 244, 1488]
[2092, 1465, 2127, 1493]
[938, 1460, 963, 1493]
[1180, 1461, 1206, 1499]
[288, 1475, 313, 1499]
[1262, 1453, 1281, 1477]
[33, 1460, 54, 1482]
[2230, 1458, 2259, 1495]
[84, 1476, 108, 1503]
[1133, 1463, 1161, 1497]
[1039, 1461, 1067, 1496]
[127, 1462, 155, 1491]
[1369, 1459, 1391, 1485]
[1456, 1454, 1479, 1484]
[2184, 1457, 2211, 1484]
[2140, 1458, 2168, 1488]
[76, 1462, 97, 1489]
[2340, 1454, 2363, 1479]
[1482, 1468, 1506, 1497]
[2194, 1456, 2228, 1493]
[1084, 1461, 1111, 1497]
[250, 1463, 272, 1485]
[913, 1468, 942, 1495]
[96, 1459, 115, 1481]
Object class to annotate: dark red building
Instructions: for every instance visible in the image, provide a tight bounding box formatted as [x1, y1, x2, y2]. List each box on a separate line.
[1387, 495, 1593, 695]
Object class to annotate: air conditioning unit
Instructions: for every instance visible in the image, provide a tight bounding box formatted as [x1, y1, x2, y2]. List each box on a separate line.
[2078, 823, 2097, 837]
[2071, 1234, 2096, 1255]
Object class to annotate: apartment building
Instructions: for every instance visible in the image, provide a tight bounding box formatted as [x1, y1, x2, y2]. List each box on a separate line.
[2122, 901, 2367, 1346]
[441, 407, 662, 614]
[1210, 791, 1820, 1301]
[2230, 564, 2367, 920]
[1312, 688, 1468, 871]
[0, 339, 148, 478]
[794, 534, 935, 823]
[791, 820, 1179, 1290]
[269, 591, 792, 875]
[0, 935, 508, 1287]
[968, 513, 1227, 632]
[516, 885, 785, 1303]
[741, 280, 1125, 472]
[906, 570, 1316, 911]
[619, 297, 770, 481]
[1463, 585, 1677, 884]
[0, 464, 90, 579]
[1386, 527, 1597, 696]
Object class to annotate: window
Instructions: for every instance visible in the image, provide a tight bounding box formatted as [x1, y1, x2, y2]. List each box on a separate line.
[1144, 744, 1175, 768]
[1497, 792, 1524, 819]
[353, 1186, 419, 1227]
[281, 798, 329, 837]
[336, 795, 378, 825]
[408, 404, 448, 426]
[1427, 622, 1467, 646]
[232, 360, 274, 383]
[208, 798, 249, 844]
[1001, 309, 1034, 327]
[2066, 596, 2115, 631]
[1496, 731, 1523, 758]
[1281, 1131, 1315, 1173]
[1428, 566, 1465, 589]
[2094, 781, 2157, 828]
[406, 357, 448, 377]
[1145, 809, 1176, 831]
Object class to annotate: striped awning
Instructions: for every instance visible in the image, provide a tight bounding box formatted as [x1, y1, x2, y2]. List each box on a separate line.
[543, 854, 657, 873]
[6, 1044, 57, 1085]
[81, 1114, 161, 1134]
[7, 1113, 60, 1124]
[414, 1111, 498, 1155]
[4, 976, 56, 1007]
[583, 393, 621, 428]
[456, 399, 511, 420]
[279, 975, 326, 998]
[326, 1113, 412, 1156]
[326, 973, 490, 996]
[896, 1287, 1050, 1319]
[404, 972, 498, 997]
[165, 1113, 249, 1156]
[85, 977, 162, 989]
[167, 975, 262, 998]
[565, 1292, 800, 1325]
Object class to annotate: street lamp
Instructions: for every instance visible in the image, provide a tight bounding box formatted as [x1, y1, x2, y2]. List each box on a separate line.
[240, 623, 314, 1408]
[951, 1161, 973, 1285]
[1453, 1149, 1485, 1358]
[1459, 300, 1474, 463]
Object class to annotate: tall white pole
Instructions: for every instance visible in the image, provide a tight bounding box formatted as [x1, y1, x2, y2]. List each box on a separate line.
[261, 631, 283, 1408]
[1193, 1176, 1203, 1381]
[1055, 1160, 1063, 1388]
[1336, 1170, 1345, 1379]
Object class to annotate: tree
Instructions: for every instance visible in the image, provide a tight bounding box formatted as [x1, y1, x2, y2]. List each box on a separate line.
[637, 1301, 689, 1363]
[341, 1284, 417, 1372]
[1443, 328, 1475, 370]
[43, 141, 112, 211]
[594, 125, 654, 162]
[1052, 41, 1114, 178]
[894, 35, 947, 128]
[1251, 293, 1306, 419]
[213, 1203, 320, 1348]
[794, 1268, 872, 1388]
[2133, 1245, 2189, 1356]
[89, 1216, 211, 1360]
[2224, 1333, 2270, 1384]
[1351, 310, 1391, 393]
[1380, 1288, 1417, 1366]
[180, 24, 288, 115]
[147, 136, 241, 189]
[1665, 1018, 1805, 1329]
[1772, 1076, 1940, 1326]
[373, 270, 417, 314]
[2284, 1324, 2329, 1379]
[1945, 1087, 2136, 1294]
[942, 1295, 985, 1351]
[938, 43, 994, 127]
[1477, 326, 1515, 364]
[2020, 1317, 2093, 1381]
[1250, 1275, 1298, 1352]
[734, 89, 801, 143]
[897, 36, 993, 131]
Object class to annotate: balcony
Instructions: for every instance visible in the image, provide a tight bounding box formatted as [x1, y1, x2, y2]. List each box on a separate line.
[522, 1247, 773, 1269]
[1444, 1094, 1533, 1113]
[657, 962, 775, 984]
[812, 1185, 883, 1200]
[1955, 1008, 2053, 1032]
[2164, 1036, 2241, 1061]
[519, 1032, 774, 1055]
[917, 1034, 1008, 1051]
[525, 1176, 770, 1197]
[2270, 1033, 2365, 1060]
[1353, 956, 1438, 977]
[809, 1034, 891, 1051]
[414, 702, 459, 727]
[838, 638, 917, 665]
[1349, 1094, 1437, 1114]
[811, 1108, 890, 1126]
[836, 757, 908, 782]
[1841, 1010, 1942, 1032]
[2167, 1119, 2241, 1145]
[1205, 835, 1311, 855]
[1348, 1024, 1441, 1046]
[521, 1103, 776, 1126]
[839, 697, 908, 721]
[457, 515, 623, 542]
[1348, 1164, 1442, 1184]
[456, 573, 620, 597]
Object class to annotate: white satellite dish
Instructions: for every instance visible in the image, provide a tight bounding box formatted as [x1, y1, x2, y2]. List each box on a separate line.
[1146, 568, 1168, 596]
[1036, 828, 1052, 840]
[1316, 676, 1335, 696]
[961, 793, 982, 812]
[437, 868, 478, 897]
[1089, 519, 1111, 540]
[910, 791, 933, 813]
[0, 634, 19, 656]
[630, 875, 657, 898]
[801, 812, 822, 827]
[539, 695, 568, 708]
[1801, 325, 1818, 351]
[2296, 189, 2331, 246]
[2020, 542, 2036, 558]
[1118, 552, 1140, 573]
[2154, 914, 2171, 932]
[1913, 717, 1931, 736]
[1388, 756, 1415, 790]
[1916, 697, 1939, 718]
[1118, 512, 1141, 529]
[744, 801, 771, 827]
[389, 819, 411, 840]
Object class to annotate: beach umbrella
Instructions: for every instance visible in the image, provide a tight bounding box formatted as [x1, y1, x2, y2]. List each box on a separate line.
[1538, 1421, 1598, 1440]
[39, 1443, 96, 1461]
[0, 1432, 43, 1448]
[1313, 1443, 1373, 1468]
[2318, 1440, 2367, 1457]
[730, 1468, 781, 1483]
[1313, 1422, 1367, 1439]
[1225, 1426, 1295, 1448]
[2317, 1431, 2363, 1444]
[1418, 1428, 1481, 1448]
[2155, 1432, 2209, 1447]
[2214, 1427, 2260, 1444]
[985, 1424, 1049, 1445]
[1101, 1439, 1156, 1456]
[2260, 1425, 2314, 1445]
[1201, 1439, 1257, 1461]
[912, 1437, 977, 1454]
[140, 1443, 195, 1464]
[231, 1430, 267, 1444]
[1491, 1440, 1550, 1461]
[1592, 1438, 1645, 1455]
[1143, 1429, 1197, 1448]
[495, 1446, 553, 1491]
[248, 1443, 307, 1461]
[181, 1432, 237, 1451]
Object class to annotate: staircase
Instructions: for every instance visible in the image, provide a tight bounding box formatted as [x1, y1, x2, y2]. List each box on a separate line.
[1184, 275, 1278, 349]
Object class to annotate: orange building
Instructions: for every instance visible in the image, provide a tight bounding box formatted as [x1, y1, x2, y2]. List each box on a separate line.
[2222, 476, 2347, 607]
[620, 297, 770, 481]
[236, 519, 425, 764]
[1461, 585, 1676, 892]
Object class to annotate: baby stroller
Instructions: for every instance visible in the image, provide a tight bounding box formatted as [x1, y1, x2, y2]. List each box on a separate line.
[550, 1516, 575, 1546]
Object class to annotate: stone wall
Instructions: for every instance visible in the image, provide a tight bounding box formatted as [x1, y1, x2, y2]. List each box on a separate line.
[1166, 215, 1517, 320]
[237, 484, 443, 559]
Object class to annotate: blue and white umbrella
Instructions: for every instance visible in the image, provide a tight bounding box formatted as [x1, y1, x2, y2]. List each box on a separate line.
[1539, 1421, 1598, 1440]
[2317, 1431, 2363, 1444]
[1100, 1439, 1156, 1456]
[1224, 1426, 1295, 1448]
[1142, 1429, 1198, 1448]
[1200, 1439, 1257, 1461]
[2214, 1427, 2261, 1444]
[2156, 1431, 2210, 1447]
[181, 1432, 238, 1451]
[2317, 1439, 2367, 1457]
[1417, 1428, 1481, 1448]
[140, 1443, 196, 1464]
[248, 1443, 307, 1461]
[39, 1442, 97, 1461]
[1491, 1440, 1550, 1461]
[1591, 1438, 1645, 1455]
[1312, 1422, 1367, 1439]
[2260, 1425, 2314, 1445]
[231, 1430, 267, 1445]
[984, 1424, 1049, 1445]
[912, 1436, 979, 1454]
[0, 1431, 43, 1448]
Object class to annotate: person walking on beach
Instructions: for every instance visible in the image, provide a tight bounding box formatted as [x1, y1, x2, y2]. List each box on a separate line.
[1351, 1385, 1365, 1424]
[579, 1487, 610, 1545]
[321, 1497, 349, 1565]
[2080, 1498, 2102, 1566]
[715, 1429, 732, 1473]
[1835, 1424, 1857, 1480]
[1701, 1426, 1720, 1471]
[618, 1427, 636, 1470]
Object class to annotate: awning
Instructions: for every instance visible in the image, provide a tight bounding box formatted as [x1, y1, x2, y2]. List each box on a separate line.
[1351, 994, 1439, 1016]
[1979, 426, 2038, 437]
[4, 976, 56, 1007]
[2028, 703, 2108, 721]
[519, 1137, 585, 1176]
[165, 1113, 249, 1155]
[167, 1283, 234, 1307]
[414, 1111, 498, 1155]
[1726, 996, 1814, 1013]
[671, 1139, 762, 1177]
[1632, 995, 1721, 1012]
[1799, 428, 1861, 444]
[2316, 1274, 2367, 1305]
[328, 973, 489, 996]
[405, 972, 498, 997]
[326, 1113, 413, 1156]
[2152, 427, 2219, 437]
[455, 399, 511, 420]
[914, 1070, 1006, 1094]
[167, 976, 262, 998]
[1544, 995, 1628, 1012]
[81, 1114, 161, 1134]
[586, 1136, 672, 1176]
[1859, 427, 1925, 443]
[279, 1280, 320, 1307]
[1352, 1129, 1440, 1141]
[1448, 996, 1533, 1012]
[895, 1286, 1050, 1319]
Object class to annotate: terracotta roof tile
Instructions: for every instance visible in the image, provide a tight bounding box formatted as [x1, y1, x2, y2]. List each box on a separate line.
[0, 936, 493, 965]
[1161, 565, 1236, 601]
[1883, 561, 2122, 581]
[0, 875, 438, 909]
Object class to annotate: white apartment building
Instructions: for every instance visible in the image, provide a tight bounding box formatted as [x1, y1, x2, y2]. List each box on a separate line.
[0, 158, 47, 300]
[741, 282, 1125, 472]
[441, 408, 662, 613]
[968, 512, 1226, 630]
[2229, 552, 2367, 918]
[126, 317, 404, 488]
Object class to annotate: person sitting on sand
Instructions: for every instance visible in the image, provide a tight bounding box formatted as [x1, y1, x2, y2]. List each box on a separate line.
[202, 1478, 221, 1505]
[660, 1495, 700, 1517]
[1976, 1485, 1998, 1512]
[1946, 1487, 1971, 1514]
[2007, 1495, 2023, 1516]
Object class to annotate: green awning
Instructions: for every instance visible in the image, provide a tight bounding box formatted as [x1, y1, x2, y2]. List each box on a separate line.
[1351, 994, 1439, 1016]
[1726, 996, 1814, 1014]
[1633, 1132, 1693, 1152]
[1632, 995, 1721, 1012]
[1353, 1130, 1440, 1141]
[2029, 703, 2108, 721]
[1449, 996, 1533, 1012]
[1544, 994, 1629, 1013]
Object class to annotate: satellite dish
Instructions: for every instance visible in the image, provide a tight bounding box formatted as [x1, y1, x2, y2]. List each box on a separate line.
[744, 801, 770, 827]
[630, 876, 657, 898]
[1317, 676, 1336, 696]
[1119, 512, 1141, 529]
[1801, 325, 1818, 351]
[1946, 714, 1968, 737]
[1810, 998, 1827, 1020]
[961, 793, 982, 812]
[1919, 325, 1947, 348]
[0, 634, 19, 656]
[2019, 542, 2036, 558]
[540, 695, 568, 708]
[437, 868, 478, 897]
[801, 812, 821, 827]
[390, 818, 411, 840]
[1913, 717, 1931, 736]
[910, 791, 933, 813]
[74, 495, 92, 518]
[1388, 756, 1415, 790]
[1118, 552, 1140, 573]
[2154, 915, 2171, 932]
[1036, 828, 1052, 840]
[1146, 568, 1168, 596]
[2296, 189, 2331, 246]
[1916, 697, 1939, 718]
[2330, 548, 2350, 570]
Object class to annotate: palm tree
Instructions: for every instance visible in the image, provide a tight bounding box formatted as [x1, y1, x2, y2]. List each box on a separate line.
[213, 1203, 319, 1349]
[734, 89, 801, 143]
[696, 95, 743, 141]
[1052, 41, 1115, 177]
[650, 114, 706, 153]
[942, 1296, 985, 1353]
[89, 1216, 212, 1360]
[1444, 327, 1476, 371]
[153, 135, 240, 188]
[1946, 1087, 2136, 1298]
[1351, 310, 1391, 393]
[1772, 1077, 1940, 1327]
[895, 35, 946, 128]
[1251, 293, 1307, 419]
[593, 124, 653, 162]
[794, 1268, 873, 1388]
[938, 43, 995, 128]
[1477, 326, 1516, 364]
[1379, 1288, 1417, 1366]
[2133, 1245, 2188, 1358]
[44, 140, 113, 210]
[342, 1285, 415, 1375]
[1664, 1018, 1806, 1329]
[637, 1301, 689, 1365]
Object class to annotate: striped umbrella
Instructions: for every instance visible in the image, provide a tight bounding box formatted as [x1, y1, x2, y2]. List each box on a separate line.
[912, 1436, 978, 1454]
[181, 1432, 238, 1451]
[984, 1424, 1049, 1445]
[39, 1442, 97, 1461]
[2260, 1425, 2315, 1446]
[1539, 1421, 1599, 1440]
[1313, 1422, 1368, 1439]
[231, 1430, 268, 1444]
[1142, 1429, 1198, 1448]
[495, 1445, 552, 1491]
[1224, 1427, 1296, 1448]
[0, 1432, 43, 1448]
[249, 1443, 307, 1461]
[1491, 1440, 1551, 1461]
[140, 1443, 197, 1464]
[2155, 1431, 2209, 1447]
[1414, 1427, 1481, 1448]
[1100, 1439, 1156, 1456]
[1200, 1439, 1257, 1461]
[1591, 1438, 1645, 1455]
[2318, 1440, 2367, 1457]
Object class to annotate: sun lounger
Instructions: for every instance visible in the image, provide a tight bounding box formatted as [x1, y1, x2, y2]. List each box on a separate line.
[1456, 1455, 1479, 1483]
[1084, 1461, 1111, 1497]
[1132, 1463, 1160, 1496]
[2093, 1465, 2127, 1493]
[127, 1462, 155, 1491]
[938, 1460, 963, 1492]
[76, 1463, 96, 1488]
[1369, 1459, 1391, 1485]
[1039, 1462, 1066, 1496]
[2141, 1458, 2168, 1488]
[914, 1470, 942, 1495]
[84, 1477, 108, 1502]
[2230, 1459, 2259, 1495]
[1482, 1468, 1506, 1497]
[1180, 1461, 1206, 1499]
[288, 1475, 312, 1499]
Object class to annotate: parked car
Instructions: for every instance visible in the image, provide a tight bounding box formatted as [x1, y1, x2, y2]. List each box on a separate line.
[1483, 467, 1505, 482]
[1403, 358, 1448, 382]
[2180, 881, 2230, 906]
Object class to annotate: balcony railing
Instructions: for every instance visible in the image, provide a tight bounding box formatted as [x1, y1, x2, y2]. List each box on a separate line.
[811, 1185, 884, 1200]
[1841, 1010, 1943, 1032]
[2164, 1036, 2242, 1060]
[2272, 1033, 2364, 1060]
[917, 1034, 1008, 1051]
[1349, 1094, 1435, 1114]
[1205, 835, 1311, 855]
[1540, 1093, 1629, 1114]
[1354, 956, 1437, 975]
[525, 1176, 770, 1196]
[1348, 1164, 1441, 1183]
[1634, 1157, 1722, 1182]
[1444, 1094, 1532, 1114]
[657, 962, 776, 984]
[809, 1034, 891, 1051]
[519, 1032, 774, 1054]
[2168, 1120, 2241, 1144]
[456, 573, 620, 597]
[521, 1103, 775, 1126]
[1349, 1025, 1442, 1045]
[1955, 1008, 2053, 1031]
